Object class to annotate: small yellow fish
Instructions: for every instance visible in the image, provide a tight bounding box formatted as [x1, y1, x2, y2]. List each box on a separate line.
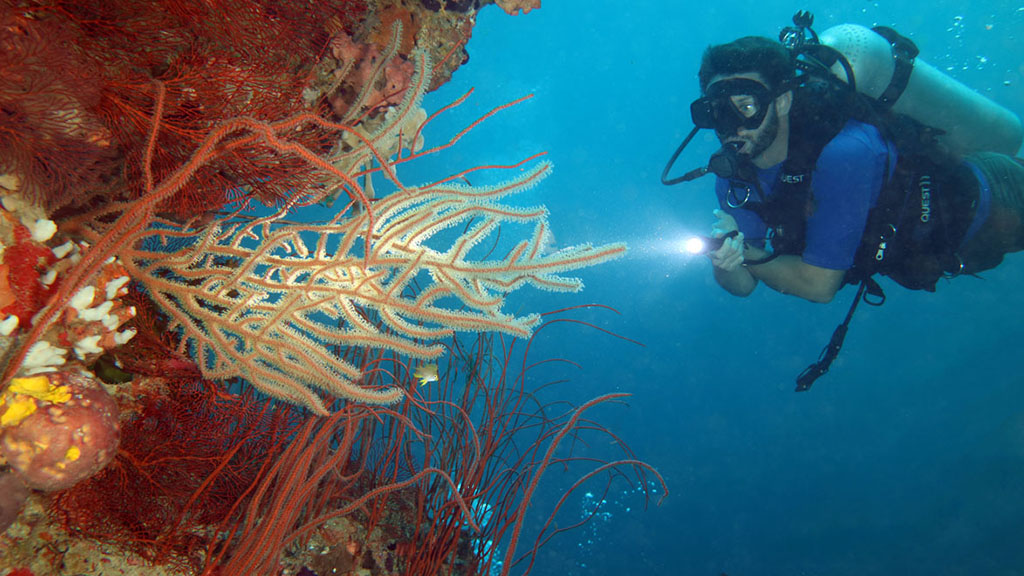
[414, 363, 439, 387]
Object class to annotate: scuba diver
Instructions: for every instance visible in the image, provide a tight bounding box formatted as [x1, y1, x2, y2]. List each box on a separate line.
[662, 12, 1024, 390]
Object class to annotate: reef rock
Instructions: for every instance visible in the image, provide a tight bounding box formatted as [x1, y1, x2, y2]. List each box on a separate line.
[0, 371, 120, 492]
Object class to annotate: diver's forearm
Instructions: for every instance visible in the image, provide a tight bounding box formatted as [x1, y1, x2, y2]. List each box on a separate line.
[713, 264, 757, 297]
[744, 248, 841, 303]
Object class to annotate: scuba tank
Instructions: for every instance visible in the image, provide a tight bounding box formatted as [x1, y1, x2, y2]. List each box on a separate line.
[818, 23, 1023, 156]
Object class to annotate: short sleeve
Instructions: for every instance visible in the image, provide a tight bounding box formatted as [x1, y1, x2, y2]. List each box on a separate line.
[801, 123, 890, 270]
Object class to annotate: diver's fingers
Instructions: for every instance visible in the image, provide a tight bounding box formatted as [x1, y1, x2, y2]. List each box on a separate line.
[720, 250, 743, 272]
[711, 209, 739, 238]
[713, 209, 737, 225]
[711, 249, 733, 270]
[716, 235, 746, 271]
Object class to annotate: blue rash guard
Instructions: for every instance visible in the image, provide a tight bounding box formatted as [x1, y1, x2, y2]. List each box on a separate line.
[715, 120, 896, 271]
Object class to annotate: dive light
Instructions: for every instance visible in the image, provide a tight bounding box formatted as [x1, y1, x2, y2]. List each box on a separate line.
[682, 230, 739, 255]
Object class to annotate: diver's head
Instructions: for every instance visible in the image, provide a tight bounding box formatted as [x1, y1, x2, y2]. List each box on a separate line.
[698, 36, 795, 93]
[695, 37, 795, 167]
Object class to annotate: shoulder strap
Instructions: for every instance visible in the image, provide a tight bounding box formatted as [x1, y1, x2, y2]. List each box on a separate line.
[786, 77, 853, 173]
[756, 80, 853, 256]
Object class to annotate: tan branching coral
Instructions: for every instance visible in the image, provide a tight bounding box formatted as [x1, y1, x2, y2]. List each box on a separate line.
[496, 0, 541, 16]
[127, 159, 624, 414]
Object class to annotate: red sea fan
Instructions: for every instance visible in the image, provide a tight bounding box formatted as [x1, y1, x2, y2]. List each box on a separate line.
[76, 0, 368, 218]
[0, 11, 118, 212]
[9, 0, 368, 220]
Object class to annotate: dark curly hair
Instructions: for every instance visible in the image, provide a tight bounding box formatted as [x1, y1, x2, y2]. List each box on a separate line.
[698, 36, 795, 93]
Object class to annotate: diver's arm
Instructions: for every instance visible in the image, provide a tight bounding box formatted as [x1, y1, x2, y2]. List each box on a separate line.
[743, 245, 844, 303]
[713, 264, 758, 297]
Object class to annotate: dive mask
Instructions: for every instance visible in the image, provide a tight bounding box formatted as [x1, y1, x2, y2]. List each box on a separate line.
[660, 77, 786, 185]
[690, 78, 777, 134]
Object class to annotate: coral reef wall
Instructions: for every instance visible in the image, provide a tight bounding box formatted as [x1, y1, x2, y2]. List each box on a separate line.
[1, 0, 547, 545]
[0, 4, 664, 576]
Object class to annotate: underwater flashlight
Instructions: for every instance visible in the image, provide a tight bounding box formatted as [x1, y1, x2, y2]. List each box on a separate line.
[681, 230, 738, 255]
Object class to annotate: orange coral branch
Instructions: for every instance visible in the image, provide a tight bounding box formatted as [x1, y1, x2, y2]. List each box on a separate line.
[400, 93, 536, 166]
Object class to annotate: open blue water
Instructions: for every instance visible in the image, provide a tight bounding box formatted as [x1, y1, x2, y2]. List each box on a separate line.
[412, 2, 1024, 574]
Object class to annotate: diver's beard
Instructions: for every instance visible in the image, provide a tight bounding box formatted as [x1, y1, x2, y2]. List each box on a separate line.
[717, 106, 779, 161]
[746, 108, 779, 160]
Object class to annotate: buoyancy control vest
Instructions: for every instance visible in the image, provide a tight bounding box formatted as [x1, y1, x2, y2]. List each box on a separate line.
[744, 102, 981, 292]
[742, 29, 990, 293]
[759, 104, 986, 391]
[848, 118, 982, 291]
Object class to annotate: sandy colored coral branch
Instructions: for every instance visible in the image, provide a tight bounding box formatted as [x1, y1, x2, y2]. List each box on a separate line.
[111, 49, 624, 415]
[126, 156, 625, 415]
[496, 0, 541, 16]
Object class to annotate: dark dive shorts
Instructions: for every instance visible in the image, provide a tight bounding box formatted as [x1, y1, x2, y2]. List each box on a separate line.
[958, 151, 1024, 274]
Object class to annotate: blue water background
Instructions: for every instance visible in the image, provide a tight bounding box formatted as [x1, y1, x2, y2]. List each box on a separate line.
[406, 2, 1024, 574]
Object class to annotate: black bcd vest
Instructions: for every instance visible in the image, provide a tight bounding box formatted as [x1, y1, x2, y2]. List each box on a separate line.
[734, 81, 978, 292]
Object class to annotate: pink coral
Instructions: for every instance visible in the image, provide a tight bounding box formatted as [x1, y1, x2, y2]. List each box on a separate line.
[327, 32, 415, 118]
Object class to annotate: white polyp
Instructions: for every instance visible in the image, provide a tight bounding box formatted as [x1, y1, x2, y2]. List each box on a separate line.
[40, 268, 58, 286]
[105, 276, 131, 300]
[1, 194, 26, 213]
[78, 300, 113, 323]
[0, 315, 18, 337]
[114, 328, 137, 345]
[29, 218, 57, 243]
[74, 335, 104, 359]
[70, 286, 97, 312]
[23, 340, 68, 373]
[52, 241, 75, 259]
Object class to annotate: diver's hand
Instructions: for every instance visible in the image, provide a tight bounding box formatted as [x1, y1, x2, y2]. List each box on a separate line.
[710, 209, 744, 272]
[710, 231, 745, 271]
